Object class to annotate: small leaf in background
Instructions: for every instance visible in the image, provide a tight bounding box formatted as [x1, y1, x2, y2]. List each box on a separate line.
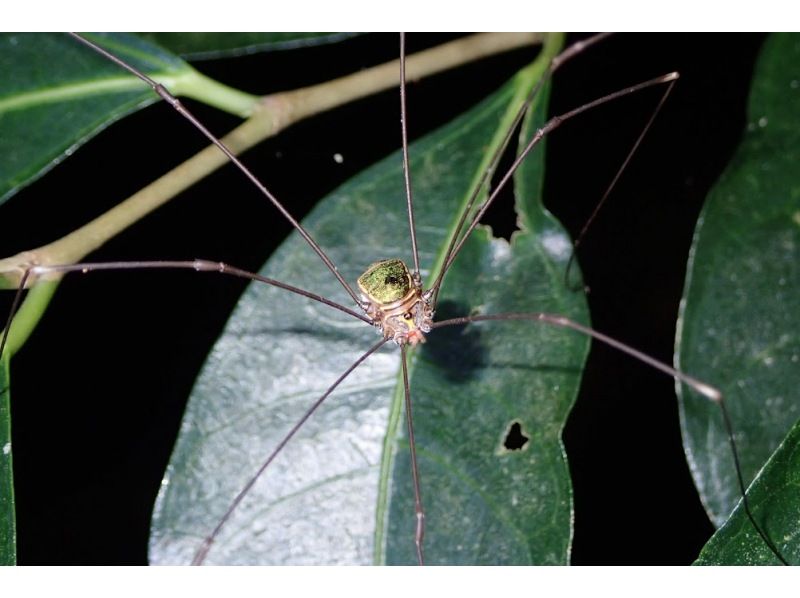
[695, 416, 800, 565]
[149, 37, 589, 565]
[0, 33, 193, 205]
[676, 32, 800, 531]
[0, 356, 15, 566]
[139, 33, 357, 60]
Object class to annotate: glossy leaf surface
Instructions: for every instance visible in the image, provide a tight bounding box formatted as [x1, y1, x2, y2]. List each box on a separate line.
[695, 416, 800, 565]
[0, 357, 14, 565]
[0, 33, 192, 204]
[140, 33, 356, 59]
[676, 33, 800, 527]
[149, 36, 591, 565]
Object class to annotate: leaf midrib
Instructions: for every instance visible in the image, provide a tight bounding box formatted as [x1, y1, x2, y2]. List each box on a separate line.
[0, 73, 187, 114]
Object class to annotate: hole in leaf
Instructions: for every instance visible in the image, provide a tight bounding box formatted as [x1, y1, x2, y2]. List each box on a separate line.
[480, 122, 523, 241]
[502, 420, 529, 451]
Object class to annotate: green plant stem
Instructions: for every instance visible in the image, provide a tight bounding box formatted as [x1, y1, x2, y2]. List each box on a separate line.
[2, 280, 60, 359]
[175, 70, 260, 118]
[0, 71, 258, 119]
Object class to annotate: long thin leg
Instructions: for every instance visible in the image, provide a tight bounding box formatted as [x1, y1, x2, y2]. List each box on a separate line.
[400, 344, 425, 565]
[0, 259, 370, 366]
[192, 337, 390, 565]
[29, 261, 369, 323]
[432, 312, 789, 565]
[67, 32, 365, 309]
[399, 33, 421, 281]
[431, 33, 611, 306]
[563, 76, 677, 289]
[717, 399, 789, 565]
[429, 72, 679, 299]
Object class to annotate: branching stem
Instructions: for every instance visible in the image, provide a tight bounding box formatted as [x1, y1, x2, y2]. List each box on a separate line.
[0, 33, 544, 290]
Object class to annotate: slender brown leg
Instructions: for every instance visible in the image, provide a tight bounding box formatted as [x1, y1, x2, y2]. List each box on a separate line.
[400, 344, 425, 565]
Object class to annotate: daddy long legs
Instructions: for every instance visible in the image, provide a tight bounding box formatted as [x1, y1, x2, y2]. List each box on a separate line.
[1, 33, 794, 565]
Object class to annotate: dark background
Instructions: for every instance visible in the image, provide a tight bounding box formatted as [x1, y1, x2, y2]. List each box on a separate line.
[1, 33, 767, 564]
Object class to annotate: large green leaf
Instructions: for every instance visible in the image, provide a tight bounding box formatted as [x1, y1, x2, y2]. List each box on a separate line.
[149, 34, 590, 565]
[675, 33, 800, 534]
[695, 416, 800, 565]
[0, 356, 14, 565]
[0, 33, 213, 205]
[139, 33, 356, 60]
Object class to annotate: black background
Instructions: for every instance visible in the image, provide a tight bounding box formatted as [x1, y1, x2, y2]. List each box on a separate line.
[1, 33, 767, 564]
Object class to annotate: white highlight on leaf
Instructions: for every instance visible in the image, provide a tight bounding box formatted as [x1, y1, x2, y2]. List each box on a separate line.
[489, 239, 510, 266]
[2, 442, 10, 456]
[540, 230, 572, 261]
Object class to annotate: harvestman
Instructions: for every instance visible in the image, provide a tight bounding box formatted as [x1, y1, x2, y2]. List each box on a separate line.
[0, 33, 787, 565]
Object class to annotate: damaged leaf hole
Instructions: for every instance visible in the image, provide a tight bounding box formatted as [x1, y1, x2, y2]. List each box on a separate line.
[480, 121, 524, 241]
[499, 419, 530, 453]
